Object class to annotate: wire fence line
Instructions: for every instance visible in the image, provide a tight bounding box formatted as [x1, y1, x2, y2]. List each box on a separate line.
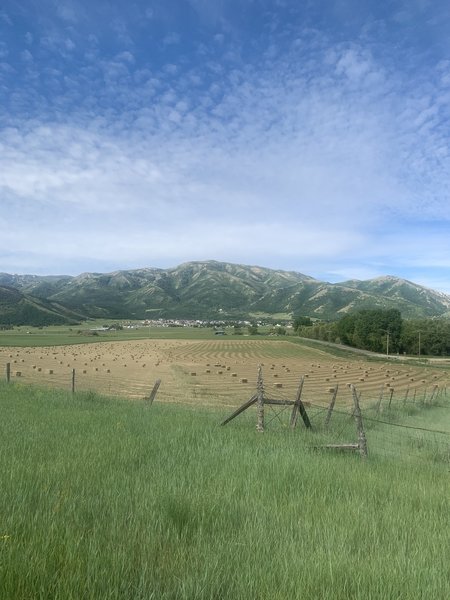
[223, 378, 450, 465]
[2, 358, 449, 465]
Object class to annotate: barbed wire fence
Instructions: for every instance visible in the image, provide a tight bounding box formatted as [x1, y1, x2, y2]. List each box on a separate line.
[220, 369, 450, 466]
[2, 358, 449, 465]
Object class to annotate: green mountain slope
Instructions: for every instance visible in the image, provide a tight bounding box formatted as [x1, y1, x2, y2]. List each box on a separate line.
[1, 262, 449, 323]
[0, 285, 85, 326]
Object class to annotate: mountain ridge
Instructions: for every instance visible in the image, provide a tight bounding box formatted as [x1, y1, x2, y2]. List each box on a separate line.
[1, 260, 449, 325]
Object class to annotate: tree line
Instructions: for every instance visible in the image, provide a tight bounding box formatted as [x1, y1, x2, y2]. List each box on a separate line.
[294, 309, 450, 356]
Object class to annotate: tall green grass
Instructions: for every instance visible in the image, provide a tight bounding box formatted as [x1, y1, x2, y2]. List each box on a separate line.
[0, 382, 448, 599]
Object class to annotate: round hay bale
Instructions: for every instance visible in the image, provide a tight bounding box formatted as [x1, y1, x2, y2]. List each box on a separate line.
[328, 387, 335, 393]
[15, 371, 22, 377]
[275, 383, 282, 388]
[46, 369, 54, 375]
[231, 373, 237, 377]
[190, 372, 197, 376]
[240, 378, 248, 383]
[206, 369, 210, 374]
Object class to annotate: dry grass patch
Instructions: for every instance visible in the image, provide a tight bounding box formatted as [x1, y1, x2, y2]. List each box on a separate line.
[1, 339, 449, 408]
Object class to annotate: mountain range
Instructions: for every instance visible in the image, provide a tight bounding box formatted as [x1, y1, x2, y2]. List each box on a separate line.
[1, 261, 450, 326]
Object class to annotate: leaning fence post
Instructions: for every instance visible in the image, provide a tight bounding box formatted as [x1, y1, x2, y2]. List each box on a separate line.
[403, 385, 410, 406]
[72, 369, 76, 394]
[290, 375, 309, 429]
[256, 365, 264, 433]
[324, 384, 339, 428]
[422, 387, 428, 404]
[6, 362, 10, 383]
[429, 385, 438, 405]
[350, 385, 368, 459]
[147, 379, 161, 405]
[387, 388, 394, 410]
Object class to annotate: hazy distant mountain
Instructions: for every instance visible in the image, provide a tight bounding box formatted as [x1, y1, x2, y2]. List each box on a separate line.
[1, 261, 449, 325]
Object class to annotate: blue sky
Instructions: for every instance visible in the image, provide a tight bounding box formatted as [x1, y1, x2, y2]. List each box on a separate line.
[1, 1, 450, 293]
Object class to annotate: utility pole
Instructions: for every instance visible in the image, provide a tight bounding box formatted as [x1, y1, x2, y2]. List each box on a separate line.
[418, 331, 421, 357]
[386, 330, 390, 358]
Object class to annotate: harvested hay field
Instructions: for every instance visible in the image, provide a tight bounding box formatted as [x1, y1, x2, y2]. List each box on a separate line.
[1, 339, 449, 408]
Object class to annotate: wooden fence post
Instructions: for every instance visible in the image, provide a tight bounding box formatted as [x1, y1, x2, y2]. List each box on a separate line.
[387, 388, 394, 409]
[351, 385, 368, 459]
[147, 379, 161, 405]
[72, 369, 76, 394]
[256, 365, 264, 433]
[6, 362, 10, 383]
[290, 376, 311, 429]
[403, 385, 410, 406]
[422, 387, 428, 404]
[221, 394, 258, 426]
[429, 385, 438, 405]
[324, 384, 339, 428]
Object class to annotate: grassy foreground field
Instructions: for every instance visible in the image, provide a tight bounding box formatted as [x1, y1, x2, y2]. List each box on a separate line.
[1, 382, 449, 599]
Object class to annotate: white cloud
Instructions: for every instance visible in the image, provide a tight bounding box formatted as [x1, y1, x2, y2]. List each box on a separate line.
[0, 10, 12, 26]
[1, 5, 450, 292]
[65, 38, 76, 51]
[20, 49, 33, 62]
[163, 33, 181, 45]
[55, 1, 80, 24]
[0, 42, 8, 58]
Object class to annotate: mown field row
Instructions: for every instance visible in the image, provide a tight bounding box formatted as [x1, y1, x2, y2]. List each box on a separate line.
[1, 338, 449, 409]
